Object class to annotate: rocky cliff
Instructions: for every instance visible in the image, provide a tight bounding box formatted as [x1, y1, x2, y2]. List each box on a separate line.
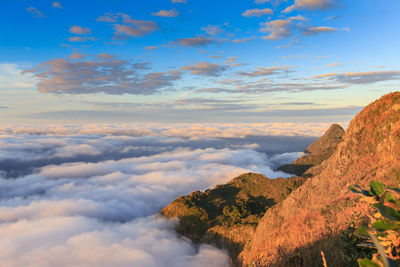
[278, 123, 345, 176]
[239, 92, 400, 266]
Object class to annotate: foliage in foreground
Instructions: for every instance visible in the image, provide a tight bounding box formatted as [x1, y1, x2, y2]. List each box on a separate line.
[350, 181, 400, 267]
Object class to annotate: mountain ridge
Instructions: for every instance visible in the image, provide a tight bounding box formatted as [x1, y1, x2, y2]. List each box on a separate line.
[278, 123, 345, 176]
[239, 92, 400, 266]
[160, 92, 400, 266]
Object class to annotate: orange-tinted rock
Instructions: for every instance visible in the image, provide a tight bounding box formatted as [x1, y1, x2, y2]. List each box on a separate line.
[239, 92, 400, 266]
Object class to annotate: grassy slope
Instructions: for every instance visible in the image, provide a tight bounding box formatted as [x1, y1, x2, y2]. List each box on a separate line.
[160, 173, 306, 259]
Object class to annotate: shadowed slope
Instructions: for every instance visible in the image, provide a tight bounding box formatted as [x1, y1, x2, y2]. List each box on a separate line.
[239, 92, 400, 266]
[278, 123, 345, 176]
[160, 173, 306, 259]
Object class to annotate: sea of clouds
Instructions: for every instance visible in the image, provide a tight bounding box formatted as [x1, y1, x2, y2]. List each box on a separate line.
[0, 123, 333, 266]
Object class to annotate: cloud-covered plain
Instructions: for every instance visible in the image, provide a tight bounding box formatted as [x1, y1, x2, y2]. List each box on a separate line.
[0, 122, 339, 138]
[23, 54, 180, 95]
[0, 125, 316, 266]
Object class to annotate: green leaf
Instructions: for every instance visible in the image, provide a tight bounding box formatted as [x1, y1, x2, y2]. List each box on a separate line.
[356, 226, 370, 237]
[370, 181, 385, 196]
[372, 220, 400, 231]
[351, 185, 374, 197]
[357, 258, 381, 267]
[373, 203, 400, 221]
[385, 192, 396, 203]
[350, 185, 362, 194]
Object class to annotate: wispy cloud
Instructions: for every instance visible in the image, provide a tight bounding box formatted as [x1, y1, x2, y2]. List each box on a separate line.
[181, 62, 228, 76]
[151, 9, 179, 17]
[260, 15, 306, 40]
[326, 62, 341, 67]
[313, 70, 400, 84]
[23, 54, 181, 95]
[69, 25, 92, 35]
[232, 37, 255, 43]
[237, 66, 293, 77]
[177, 37, 214, 47]
[68, 36, 97, 42]
[114, 21, 159, 38]
[242, 8, 273, 17]
[52, 2, 64, 9]
[144, 46, 158, 50]
[97, 13, 159, 39]
[303, 26, 337, 35]
[172, 0, 187, 3]
[201, 25, 223, 36]
[284, 0, 334, 13]
[26, 6, 46, 18]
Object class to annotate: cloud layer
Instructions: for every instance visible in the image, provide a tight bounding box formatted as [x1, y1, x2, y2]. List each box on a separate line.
[0, 125, 315, 266]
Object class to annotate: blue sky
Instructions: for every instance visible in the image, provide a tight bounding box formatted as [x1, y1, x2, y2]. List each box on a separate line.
[1, 0, 400, 124]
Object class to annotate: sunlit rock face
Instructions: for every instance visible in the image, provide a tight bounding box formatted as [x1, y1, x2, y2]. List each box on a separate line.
[239, 92, 400, 266]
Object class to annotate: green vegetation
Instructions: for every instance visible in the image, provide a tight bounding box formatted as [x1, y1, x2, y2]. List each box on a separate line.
[350, 181, 400, 267]
[161, 173, 305, 258]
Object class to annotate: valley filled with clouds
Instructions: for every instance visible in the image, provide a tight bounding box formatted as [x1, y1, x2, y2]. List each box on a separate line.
[0, 124, 314, 266]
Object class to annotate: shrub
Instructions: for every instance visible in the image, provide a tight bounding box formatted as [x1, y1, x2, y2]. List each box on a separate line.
[350, 181, 400, 267]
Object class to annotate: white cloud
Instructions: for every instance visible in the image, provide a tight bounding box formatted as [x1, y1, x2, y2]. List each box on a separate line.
[0, 122, 339, 138]
[0, 216, 228, 267]
[0, 127, 310, 266]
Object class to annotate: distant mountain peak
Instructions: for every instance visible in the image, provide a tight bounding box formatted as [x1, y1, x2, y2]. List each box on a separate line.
[278, 123, 345, 176]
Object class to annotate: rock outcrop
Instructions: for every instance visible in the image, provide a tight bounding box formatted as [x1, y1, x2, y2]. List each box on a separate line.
[278, 123, 345, 176]
[239, 92, 400, 266]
